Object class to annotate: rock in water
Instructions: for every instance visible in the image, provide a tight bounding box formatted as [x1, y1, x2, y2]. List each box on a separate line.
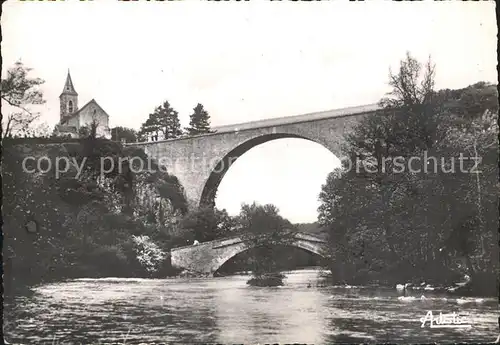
[247, 273, 285, 287]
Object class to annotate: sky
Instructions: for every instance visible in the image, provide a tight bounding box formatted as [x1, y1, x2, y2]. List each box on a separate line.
[2, 1, 497, 223]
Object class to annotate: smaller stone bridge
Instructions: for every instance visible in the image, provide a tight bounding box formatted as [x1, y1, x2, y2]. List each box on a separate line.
[170, 232, 328, 275]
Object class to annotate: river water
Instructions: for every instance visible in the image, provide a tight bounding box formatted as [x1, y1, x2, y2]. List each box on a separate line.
[4, 268, 498, 344]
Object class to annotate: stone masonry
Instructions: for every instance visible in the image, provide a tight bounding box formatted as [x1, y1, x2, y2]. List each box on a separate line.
[126, 103, 381, 209]
[170, 232, 328, 275]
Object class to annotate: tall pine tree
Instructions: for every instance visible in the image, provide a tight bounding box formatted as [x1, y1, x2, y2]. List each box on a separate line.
[138, 110, 161, 141]
[138, 100, 182, 141]
[186, 103, 211, 135]
[156, 100, 182, 139]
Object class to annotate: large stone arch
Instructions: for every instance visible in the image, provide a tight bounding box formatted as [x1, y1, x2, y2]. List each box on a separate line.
[127, 105, 376, 209]
[199, 132, 336, 207]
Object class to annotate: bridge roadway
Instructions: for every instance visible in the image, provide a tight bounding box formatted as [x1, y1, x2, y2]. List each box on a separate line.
[170, 231, 328, 275]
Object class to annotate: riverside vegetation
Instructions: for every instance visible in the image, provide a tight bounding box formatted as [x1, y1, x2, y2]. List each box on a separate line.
[3, 137, 189, 295]
[2, 137, 300, 292]
[318, 54, 498, 296]
[2, 53, 498, 296]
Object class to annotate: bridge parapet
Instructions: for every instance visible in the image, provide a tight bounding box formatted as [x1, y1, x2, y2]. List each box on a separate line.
[171, 235, 242, 251]
[171, 231, 325, 251]
[126, 103, 380, 147]
[211, 104, 380, 133]
[294, 232, 327, 243]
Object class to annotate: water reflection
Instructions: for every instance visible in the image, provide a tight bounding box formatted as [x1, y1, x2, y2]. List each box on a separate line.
[213, 277, 327, 343]
[4, 269, 498, 344]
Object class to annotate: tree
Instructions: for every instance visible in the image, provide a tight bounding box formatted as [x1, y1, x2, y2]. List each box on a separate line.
[131, 235, 167, 273]
[238, 202, 297, 286]
[111, 126, 137, 143]
[1, 61, 46, 138]
[138, 101, 183, 141]
[77, 118, 100, 140]
[185, 103, 212, 135]
[380, 52, 435, 108]
[178, 206, 236, 243]
[325, 54, 444, 284]
[439, 83, 498, 279]
[79, 126, 90, 138]
[89, 118, 99, 139]
[317, 53, 498, 292]
[138, 114, 161, 141]
[157, 100, 182, 139]
[25, 122, 51, 138]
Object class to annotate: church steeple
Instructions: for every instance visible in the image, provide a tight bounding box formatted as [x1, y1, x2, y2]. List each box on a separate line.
[61, 69, 78, 96]
[59, 70, 79, 122]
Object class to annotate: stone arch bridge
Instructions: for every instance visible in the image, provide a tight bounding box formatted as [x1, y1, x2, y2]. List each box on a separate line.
[170, 232, 328, 275]
[126, 104, 380, 209]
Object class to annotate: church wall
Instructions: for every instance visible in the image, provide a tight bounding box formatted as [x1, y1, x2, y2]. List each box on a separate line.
[65, 116, 79, 129]
[78, 104, 110, 138]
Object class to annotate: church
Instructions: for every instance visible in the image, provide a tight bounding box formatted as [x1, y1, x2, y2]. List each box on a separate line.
[53, 71, 111, 139]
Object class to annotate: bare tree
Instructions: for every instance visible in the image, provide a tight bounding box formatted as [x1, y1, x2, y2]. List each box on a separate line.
[25, 122, 51, 138]
[380, 52, 436, 108]
[1, 61, 46, 138]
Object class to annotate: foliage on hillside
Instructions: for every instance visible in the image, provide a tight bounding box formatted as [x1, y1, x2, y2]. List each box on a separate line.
[318, 54, 498, 295]
[2, 137, 191, 293]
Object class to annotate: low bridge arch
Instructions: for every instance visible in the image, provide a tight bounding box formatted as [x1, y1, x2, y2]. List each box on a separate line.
[170, 232, 328, 275]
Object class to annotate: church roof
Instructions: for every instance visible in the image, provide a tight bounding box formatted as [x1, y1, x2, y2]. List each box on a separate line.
[60, 70, 78, 97]
[60, 99, 110, 125]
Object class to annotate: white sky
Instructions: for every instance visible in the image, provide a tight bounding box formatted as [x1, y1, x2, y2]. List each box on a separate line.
[2, 1, 497, 223]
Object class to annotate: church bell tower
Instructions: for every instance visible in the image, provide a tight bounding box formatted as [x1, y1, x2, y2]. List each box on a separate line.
[59, 70, 78, 122]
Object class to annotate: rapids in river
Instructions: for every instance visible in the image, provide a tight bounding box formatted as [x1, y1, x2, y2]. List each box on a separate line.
[4, 268, 498, 344]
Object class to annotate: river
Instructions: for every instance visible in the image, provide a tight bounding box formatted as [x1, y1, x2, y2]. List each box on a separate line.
[4, 268, 498, 344]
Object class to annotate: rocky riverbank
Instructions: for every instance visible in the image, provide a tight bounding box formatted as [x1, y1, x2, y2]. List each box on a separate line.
[317, 270, 497, 297]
